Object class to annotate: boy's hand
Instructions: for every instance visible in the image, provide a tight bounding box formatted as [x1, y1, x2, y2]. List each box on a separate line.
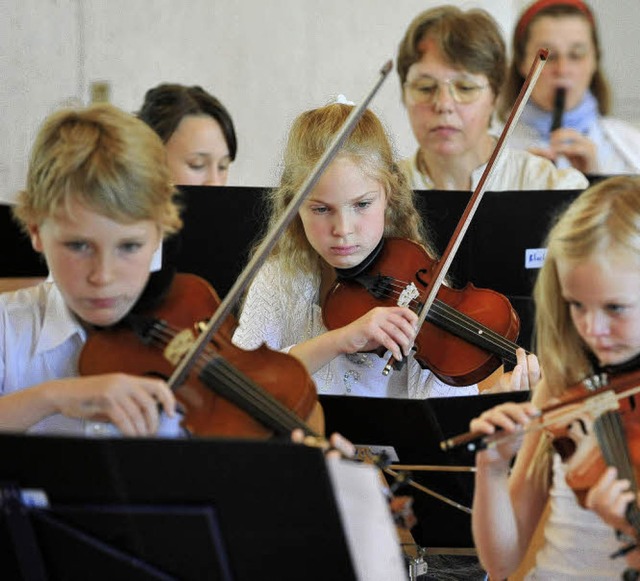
[54, 374, 176, 436]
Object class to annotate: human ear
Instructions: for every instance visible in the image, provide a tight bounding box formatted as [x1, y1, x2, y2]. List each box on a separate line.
[28, 224, 43, 253]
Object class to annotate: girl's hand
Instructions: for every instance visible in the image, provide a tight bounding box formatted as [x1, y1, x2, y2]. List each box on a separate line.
[549, 128, 598, 174]
[585, 466, 636, 534]
[336, 306, 418, 363]
[586, 467, 640, 570]
[470, 401, 539, 468]
[492, 348, 542, 392]
[54, 373, 176, 436]
[529, 128, 598, 174]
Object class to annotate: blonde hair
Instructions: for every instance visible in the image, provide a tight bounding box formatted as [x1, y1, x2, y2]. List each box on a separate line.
[261, 103, 431, 277]
[533, 176, 640, 394]
[14, 103, 182, 235]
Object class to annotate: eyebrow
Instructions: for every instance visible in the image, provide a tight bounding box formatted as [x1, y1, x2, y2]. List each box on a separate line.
[409, 71, 482, 82]
[306, 190, 380, 205]
[534, 41, 590, 50]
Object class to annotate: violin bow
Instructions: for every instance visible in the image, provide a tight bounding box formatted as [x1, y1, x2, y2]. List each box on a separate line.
[440, 370, 640, 452]
[383, 48, 549, 375]
[167, 61, 393, 392]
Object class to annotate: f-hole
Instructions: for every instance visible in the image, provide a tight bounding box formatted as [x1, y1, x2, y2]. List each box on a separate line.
[629, 395, 637, 411]
[415, 269, 430, 288]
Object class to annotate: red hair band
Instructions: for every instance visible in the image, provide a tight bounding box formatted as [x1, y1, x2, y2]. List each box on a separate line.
[515, 0, 595, 40]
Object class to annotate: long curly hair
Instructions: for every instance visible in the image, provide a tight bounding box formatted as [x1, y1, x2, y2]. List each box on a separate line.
[258, 103, 434, 278]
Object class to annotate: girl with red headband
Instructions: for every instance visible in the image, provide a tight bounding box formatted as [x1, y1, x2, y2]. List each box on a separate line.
[501, 0, 640, 176]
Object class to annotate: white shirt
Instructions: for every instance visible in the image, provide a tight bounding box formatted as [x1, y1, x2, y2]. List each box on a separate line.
[525, 454, 626, 580]
[232, 261, 478, 399]
[0, 282, 183, 436]
[399, 147, 589, 191]
[508, 117, 640, 175]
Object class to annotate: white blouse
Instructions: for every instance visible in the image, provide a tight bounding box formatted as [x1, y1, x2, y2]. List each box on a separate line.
[232, 260, 478, 399]
[526, 454, 627, 580]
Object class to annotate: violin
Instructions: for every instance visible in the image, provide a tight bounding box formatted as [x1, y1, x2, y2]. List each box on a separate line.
[322, 50, 550, 386]
[551, 371, 640, 517]
[81, 273, 421, 530]
[79, 273, 323, 439]
[322, 237, 521, 386]
[441, 369, 640, 511]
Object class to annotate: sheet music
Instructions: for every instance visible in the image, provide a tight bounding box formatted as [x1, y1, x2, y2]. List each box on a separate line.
[326, 457, 407, 581]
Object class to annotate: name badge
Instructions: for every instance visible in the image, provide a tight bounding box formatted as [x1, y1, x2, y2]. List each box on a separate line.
[525, 247, 547, 269]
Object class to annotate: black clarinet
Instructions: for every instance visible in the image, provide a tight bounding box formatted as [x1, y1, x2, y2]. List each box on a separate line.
[551, 87, 566, 131]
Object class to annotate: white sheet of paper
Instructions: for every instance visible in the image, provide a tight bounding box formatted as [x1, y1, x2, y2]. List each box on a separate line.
[326, 457, 407, 581]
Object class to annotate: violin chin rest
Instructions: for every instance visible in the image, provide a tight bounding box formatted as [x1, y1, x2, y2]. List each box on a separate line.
[334, 238, 385, 280]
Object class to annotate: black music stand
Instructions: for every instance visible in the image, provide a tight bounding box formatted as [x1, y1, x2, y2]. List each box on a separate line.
[0, 434, 357, 581]
[1, 186, 587, 349]
[415, 188, 583, 351]
[320, 391, 529, 553]
[0, 204, 47, 277]
[173, 185, 269, 299]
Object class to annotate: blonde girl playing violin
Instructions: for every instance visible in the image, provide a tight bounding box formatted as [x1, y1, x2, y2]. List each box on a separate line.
[233, 102, 538, 398]
[470, 176, 640, 579]
[0, 103, 182, 436]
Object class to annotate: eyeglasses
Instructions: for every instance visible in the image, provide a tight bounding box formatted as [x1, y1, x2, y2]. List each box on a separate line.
[404, 77, 489, 105]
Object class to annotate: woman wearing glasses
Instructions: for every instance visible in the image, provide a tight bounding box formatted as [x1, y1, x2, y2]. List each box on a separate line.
[396, 5, 588, 191]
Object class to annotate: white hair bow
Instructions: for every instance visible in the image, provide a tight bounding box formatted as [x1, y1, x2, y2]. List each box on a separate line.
[334, 94, 355, 105]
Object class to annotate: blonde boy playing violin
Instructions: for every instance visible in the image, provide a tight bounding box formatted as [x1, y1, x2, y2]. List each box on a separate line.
[0, 104, 182, 436]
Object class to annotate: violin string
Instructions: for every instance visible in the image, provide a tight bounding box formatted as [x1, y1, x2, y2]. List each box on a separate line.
[148, 321, 301, 426]
[594, 410, 640, 532]
[376, 276, 518, 357]
[383, 277, 517, 352]
[200, 359, 310, 434]
[595, 412, 632, 481]
[144, 320, 312, 435]
[450, 384, 640, 454]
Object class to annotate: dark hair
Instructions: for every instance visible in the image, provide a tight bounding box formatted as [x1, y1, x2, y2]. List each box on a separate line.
[396, 6, 506, 99]
[137, 83, 237, 160]
[500, 1, 610, 119]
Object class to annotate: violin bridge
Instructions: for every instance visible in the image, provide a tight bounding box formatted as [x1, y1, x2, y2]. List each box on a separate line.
[583, 389, 619, 417]
[164, 329, 196, 366]
[397, 283, 419, 308]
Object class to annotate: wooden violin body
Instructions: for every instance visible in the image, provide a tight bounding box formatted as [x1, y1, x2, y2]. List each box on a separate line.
[79, 273, 322, 438]
[543, 370, 640, 507]
[323, 237, 521, 386]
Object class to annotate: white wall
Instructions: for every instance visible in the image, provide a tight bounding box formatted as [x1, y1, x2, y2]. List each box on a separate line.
[2, 0, 638, 201]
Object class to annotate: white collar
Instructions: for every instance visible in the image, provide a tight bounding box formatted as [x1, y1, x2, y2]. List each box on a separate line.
[35, 283, 87, 355]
